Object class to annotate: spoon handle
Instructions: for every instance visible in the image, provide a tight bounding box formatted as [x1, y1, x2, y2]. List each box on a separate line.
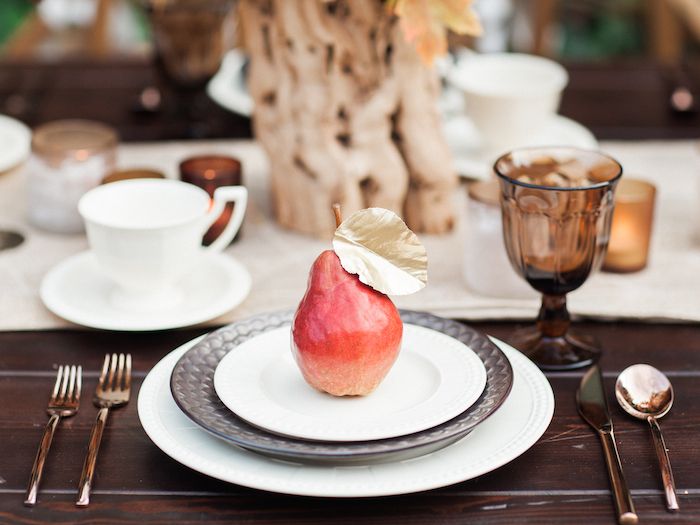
[648, 416, 680, 511]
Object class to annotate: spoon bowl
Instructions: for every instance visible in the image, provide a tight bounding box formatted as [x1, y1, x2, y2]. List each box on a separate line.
[615, 364, 673, 420]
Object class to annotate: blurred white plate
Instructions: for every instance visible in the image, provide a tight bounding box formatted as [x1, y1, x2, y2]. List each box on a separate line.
[443, 113, 598, 180]
[207, 50, 253, 117]
[214, 324, 487, 442]
[0, 115, 31, 172]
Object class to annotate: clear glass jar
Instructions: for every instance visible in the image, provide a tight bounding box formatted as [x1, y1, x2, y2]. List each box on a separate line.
[463, 180, 536, 299]
[27, 120, 117, 233]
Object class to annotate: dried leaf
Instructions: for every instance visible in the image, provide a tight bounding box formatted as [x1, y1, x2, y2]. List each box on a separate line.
[332, 208, 428, 296]
[390, 0, 482, 65]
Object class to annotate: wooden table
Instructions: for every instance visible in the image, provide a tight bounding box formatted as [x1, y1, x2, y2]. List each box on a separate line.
[1, 321, 699, 524]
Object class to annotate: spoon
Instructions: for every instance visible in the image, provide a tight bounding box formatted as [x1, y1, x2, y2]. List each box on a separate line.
[615, 364, 679, 512]
[0, 230, 24, 251]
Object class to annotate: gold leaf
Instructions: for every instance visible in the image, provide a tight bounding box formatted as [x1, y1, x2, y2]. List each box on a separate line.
[332, 208, 428, 296]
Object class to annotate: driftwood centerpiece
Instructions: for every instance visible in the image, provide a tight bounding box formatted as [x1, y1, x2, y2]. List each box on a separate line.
[239, 0, 480, 237]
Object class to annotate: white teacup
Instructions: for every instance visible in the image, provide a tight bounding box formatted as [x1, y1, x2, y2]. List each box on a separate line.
[78, 178, 247, 310]
[448, 53, 568, 154]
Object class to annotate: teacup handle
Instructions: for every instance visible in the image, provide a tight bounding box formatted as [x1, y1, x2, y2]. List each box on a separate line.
[202, 186, 248, 253]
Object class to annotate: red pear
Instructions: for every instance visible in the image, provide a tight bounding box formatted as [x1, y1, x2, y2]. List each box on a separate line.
[292, 250, 403, 396]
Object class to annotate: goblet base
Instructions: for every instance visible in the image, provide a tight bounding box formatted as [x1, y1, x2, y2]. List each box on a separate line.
[508, 327, 601, 371]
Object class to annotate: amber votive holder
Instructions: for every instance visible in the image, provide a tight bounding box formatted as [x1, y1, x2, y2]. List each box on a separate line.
[179, 155, 243, 245]
[602, 178, 656, 273]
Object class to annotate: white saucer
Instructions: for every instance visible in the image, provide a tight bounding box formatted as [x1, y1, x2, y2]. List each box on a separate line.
[40, 251, 251, 331]
[139, 334, 554, 497]
[442, 113, 598, 180]
[207, 49, 253, 116]
[0, 114, 31, 172]
[213, 324, 487, 442]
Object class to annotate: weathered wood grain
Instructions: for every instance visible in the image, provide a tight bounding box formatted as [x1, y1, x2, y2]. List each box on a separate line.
[1, 322, 699, 523]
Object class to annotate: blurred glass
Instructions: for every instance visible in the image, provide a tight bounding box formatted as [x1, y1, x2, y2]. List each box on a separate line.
[145, 0, 234, 88]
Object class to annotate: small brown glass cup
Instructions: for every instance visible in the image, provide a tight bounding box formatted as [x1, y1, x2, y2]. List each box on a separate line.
[495, 147, 623, 370]
[179, 155, 242, 245]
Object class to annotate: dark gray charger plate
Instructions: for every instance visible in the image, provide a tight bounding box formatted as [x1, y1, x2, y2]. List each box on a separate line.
[170, 310, 513, 464]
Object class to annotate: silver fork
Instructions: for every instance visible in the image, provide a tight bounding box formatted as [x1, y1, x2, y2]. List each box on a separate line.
[76, 353, 131, 507]
[24, 365, 82, 506]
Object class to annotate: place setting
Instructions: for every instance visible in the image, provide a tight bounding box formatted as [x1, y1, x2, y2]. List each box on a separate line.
[12, 112, 679, 517]
[139, 205, 554, 496]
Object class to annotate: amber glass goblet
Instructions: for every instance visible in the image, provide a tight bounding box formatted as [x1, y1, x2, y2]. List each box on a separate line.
[495, 147, 623, 370]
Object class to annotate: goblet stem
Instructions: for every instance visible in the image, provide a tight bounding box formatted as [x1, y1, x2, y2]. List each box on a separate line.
[509, 293, 600, 370]
[537, 294, 570, 338]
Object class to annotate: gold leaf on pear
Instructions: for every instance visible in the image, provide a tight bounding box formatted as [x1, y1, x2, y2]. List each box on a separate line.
[332, 208, 428, 296]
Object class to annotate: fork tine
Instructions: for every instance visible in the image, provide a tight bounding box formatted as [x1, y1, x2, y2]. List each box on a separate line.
[51, 366, 63, 402]
[116, 354, 125, 391]
[107, 353, 117, 390]
[124, 354, 132, 392]
[67, 365, 77, 401]
[98, 354, 109, 388]
[58, 364, 69, 403]
[75, 366, 82, 402]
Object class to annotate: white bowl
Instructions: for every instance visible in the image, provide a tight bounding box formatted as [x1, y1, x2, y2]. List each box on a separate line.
[447, 53, 569, 154]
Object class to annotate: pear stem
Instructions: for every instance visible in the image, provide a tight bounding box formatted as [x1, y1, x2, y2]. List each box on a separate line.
[332, 203, 342, 228]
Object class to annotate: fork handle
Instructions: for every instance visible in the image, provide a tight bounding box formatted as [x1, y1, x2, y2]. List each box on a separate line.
[76, 407, 109, 507]
[24, 414, 61, 506]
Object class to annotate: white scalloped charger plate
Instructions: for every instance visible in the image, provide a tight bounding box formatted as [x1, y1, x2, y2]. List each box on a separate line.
[213, 324, 487, 442]
[138, 335, 554, 497]
[40, 251, 251, 331]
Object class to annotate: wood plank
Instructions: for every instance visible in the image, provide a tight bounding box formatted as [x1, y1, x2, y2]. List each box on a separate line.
[1, 375, 698, 493]
[2, 321, 699, 373]
[1, 492, 699, 524]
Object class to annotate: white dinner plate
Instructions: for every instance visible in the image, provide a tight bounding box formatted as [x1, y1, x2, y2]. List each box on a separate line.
[40, 251, 251, 331]
[214, 324, 487, 442]
[0, 114, 31, 172]
[138, 335, 554, 497]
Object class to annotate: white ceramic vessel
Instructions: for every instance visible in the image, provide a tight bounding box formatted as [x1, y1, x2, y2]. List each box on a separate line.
[447, 52, 569, 154]
[78, 178, 247, 310]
